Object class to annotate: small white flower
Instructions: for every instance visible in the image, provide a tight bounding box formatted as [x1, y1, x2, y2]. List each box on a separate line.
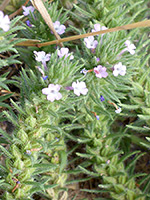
[115, 107, 122, 113]
[113, 62, 126, 77]
[72, 80, 88, 96]
[26, 150, 31, 155]
[57, 48, 74, 60]
[34, 51, 51, 70]
[42, 84, 62, 102]
[124, 40, 136, 55]
[84, 36, 98, 49]
[34, 51, 51, 63]
[53, 21, 66, 35]
[22, 6, 35, 16]
[0, 11, 10, 32]
[92, 24, 108, 36]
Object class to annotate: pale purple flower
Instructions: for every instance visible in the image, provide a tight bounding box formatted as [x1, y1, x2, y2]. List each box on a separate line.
[113, 62, 126, 77]
[42, 84, 62, 102]
[115, 107, 122, 113]
[0, 11, 10, 32]
[80, 68, 88, 75]
[124, 40, 136, 55]
[94, 65, 108, 78]
[53, 21, 66, 35]
[92, 24, 108, 35]
[84, 36, 98, 49]
[72, 80, 88, 96]
[96, 58, 100, 62]
[22, 6, 35, 16]
[34, 51, 51, 70]
[57, 48, 74, 60]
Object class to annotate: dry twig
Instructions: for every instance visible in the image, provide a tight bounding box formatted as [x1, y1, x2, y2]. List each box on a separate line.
[15, 20, 150, 47]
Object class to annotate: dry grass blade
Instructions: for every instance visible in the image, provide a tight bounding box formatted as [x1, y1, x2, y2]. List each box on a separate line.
[11, 38, 41, 47]
[14, 20, 150, 47]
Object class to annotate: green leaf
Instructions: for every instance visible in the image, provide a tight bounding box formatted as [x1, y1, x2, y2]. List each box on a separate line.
[78, 166, 99, 177]
[0, 128, 12, 142]
[10, 99, 25, 115]
[138, 114, 150, 121]
[59, 151, 67, 174]
[33, 163, 58, 168]
[73, 4, 93, 18]
[127, 125, 150, 132]
[0, 93, 13, 102]
[66, 177, 92, 185]
[0, 164, 7, 172]
[118, 151, 140, 164]
[76, 152, 93, 159]
[126, 152, 145, 172]
[0, 102, 12, 110]
[119, 104, 140, 110]
[0, 145, 13, 158]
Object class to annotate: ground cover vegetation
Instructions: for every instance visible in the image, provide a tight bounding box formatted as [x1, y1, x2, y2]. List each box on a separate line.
[0, 0, 150, 199]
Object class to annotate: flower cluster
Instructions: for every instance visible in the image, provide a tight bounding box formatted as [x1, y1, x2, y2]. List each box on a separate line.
[31, 18, 131, 115]
[84, 23, 107, 50]
[82, 25, 137, 81]
[42, 81, 88, 102]
[22, 6, 66, 36]
[81, 61, 127, 78]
